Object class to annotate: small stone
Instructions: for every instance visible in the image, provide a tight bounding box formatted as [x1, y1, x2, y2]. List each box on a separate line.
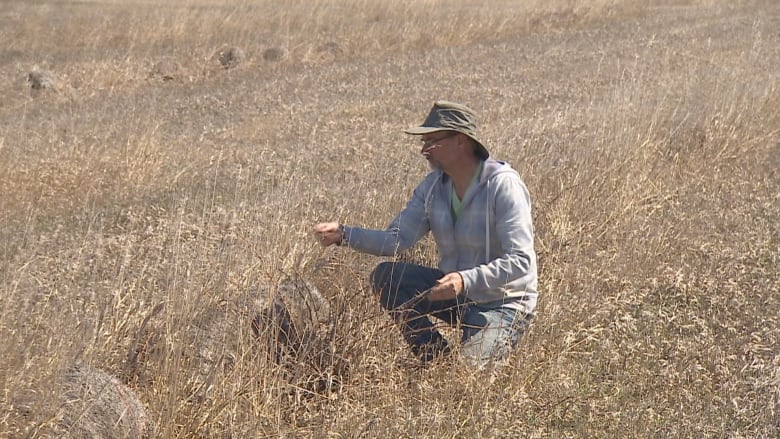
[214, 46, 246, 69]
[56, 364, 151, 439]
[149, 58, 180, 81]
[316, 41, 344, 58]
[27, 70, 55, 90]
[251, 275, 331, 360]
[262, 46, 289, 63]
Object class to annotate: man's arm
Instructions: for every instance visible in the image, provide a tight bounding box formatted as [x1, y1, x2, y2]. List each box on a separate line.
[313, 172, 439, 256]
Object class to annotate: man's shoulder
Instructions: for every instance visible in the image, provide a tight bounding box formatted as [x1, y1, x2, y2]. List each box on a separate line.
[483, 159, 522, 182]
[484, 162, 530, 199]
[409, 169, 444, 198]
[419, 169, 445, 185]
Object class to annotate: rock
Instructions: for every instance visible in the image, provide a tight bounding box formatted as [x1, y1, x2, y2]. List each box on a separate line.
[118, 275, 333, 403]
[121, 298, 241, 404]
[214, 46, 245, 69]
[305, 41, 345, 63]
[262, 46, 289, 63]
[55, 364, 151, 439]
[123, 303, 166, 385]
[187, 300, 242, 402]
[316, 41, 345, 59]
[149, 59, 180, 81]
[251, 275, 331, 360]
[251, 275, 346, 396]
[27, 70, 55, 90]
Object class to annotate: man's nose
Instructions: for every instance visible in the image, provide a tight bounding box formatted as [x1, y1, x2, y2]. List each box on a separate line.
[421, 144, 438, 155]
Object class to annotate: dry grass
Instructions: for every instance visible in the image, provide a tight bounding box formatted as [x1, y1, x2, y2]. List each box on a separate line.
[1, 0, 779, 437]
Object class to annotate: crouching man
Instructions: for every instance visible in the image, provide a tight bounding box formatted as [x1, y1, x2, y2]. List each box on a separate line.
[314, 101, 537, 367]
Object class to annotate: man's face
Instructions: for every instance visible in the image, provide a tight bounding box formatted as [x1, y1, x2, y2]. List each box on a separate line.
[420, 131, 458, 171]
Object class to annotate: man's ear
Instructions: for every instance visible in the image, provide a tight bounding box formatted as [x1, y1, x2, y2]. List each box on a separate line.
[456, 133, 469, 149]
[458, 135, 476, 155]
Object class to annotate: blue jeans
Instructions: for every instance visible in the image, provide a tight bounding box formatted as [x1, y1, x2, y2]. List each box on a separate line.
[370, 261, 532, 366]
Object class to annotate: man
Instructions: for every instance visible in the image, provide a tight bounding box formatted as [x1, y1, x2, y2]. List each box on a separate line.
[313, 101, 537, 367]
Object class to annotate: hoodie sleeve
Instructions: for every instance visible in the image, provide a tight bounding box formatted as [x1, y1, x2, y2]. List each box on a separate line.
[341, 172, 437, 256]
[459, 172, 535, 299]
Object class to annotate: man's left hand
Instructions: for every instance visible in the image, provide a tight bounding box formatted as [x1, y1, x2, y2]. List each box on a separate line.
[427, 272, 464, 301]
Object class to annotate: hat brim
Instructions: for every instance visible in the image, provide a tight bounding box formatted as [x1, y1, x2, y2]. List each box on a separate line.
[404, 126, 447, 135]
[404, 127, 490, 160]
[472, 141, 490, 160]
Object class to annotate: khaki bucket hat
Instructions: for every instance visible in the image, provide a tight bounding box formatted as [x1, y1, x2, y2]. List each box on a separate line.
[404, 100, 489, 160]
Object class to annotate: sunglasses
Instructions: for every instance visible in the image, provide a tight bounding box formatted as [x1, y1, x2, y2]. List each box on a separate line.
[420, 132, 457, 150]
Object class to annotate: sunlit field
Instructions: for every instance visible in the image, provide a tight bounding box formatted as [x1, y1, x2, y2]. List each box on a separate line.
[1, 0, 778, 437]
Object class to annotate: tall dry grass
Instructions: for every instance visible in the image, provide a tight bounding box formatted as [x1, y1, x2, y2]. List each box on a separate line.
[1, 0, 778, 437]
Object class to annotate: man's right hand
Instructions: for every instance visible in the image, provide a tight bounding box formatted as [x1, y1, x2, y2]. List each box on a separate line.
[312, 222, 344, 247]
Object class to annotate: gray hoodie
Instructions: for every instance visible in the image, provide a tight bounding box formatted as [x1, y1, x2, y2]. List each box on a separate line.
[343, 158, 537, 316]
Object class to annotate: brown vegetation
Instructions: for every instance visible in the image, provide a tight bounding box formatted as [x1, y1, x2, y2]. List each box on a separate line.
[1, 0, 778, 437]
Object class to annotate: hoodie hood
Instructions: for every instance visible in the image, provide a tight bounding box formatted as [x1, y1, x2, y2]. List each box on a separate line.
[478, 158, 517, 185]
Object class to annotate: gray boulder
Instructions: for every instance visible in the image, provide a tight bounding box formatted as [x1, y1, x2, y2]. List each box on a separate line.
[251, 275, 331, 360]
[214, 46, 246, 69]
[149, 59, 181, 81]
[55, 364, 151, 439]
[262, 46, 289, 63]
[27, 70, 55, 90]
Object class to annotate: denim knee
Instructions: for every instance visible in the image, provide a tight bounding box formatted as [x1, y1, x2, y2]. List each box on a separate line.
[369, 261, 396, 293]
[369, 262, 411, 310]
[460, 308, 531, 368]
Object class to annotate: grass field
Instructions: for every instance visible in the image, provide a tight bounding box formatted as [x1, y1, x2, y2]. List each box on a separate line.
[1, 0, 778, 437]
